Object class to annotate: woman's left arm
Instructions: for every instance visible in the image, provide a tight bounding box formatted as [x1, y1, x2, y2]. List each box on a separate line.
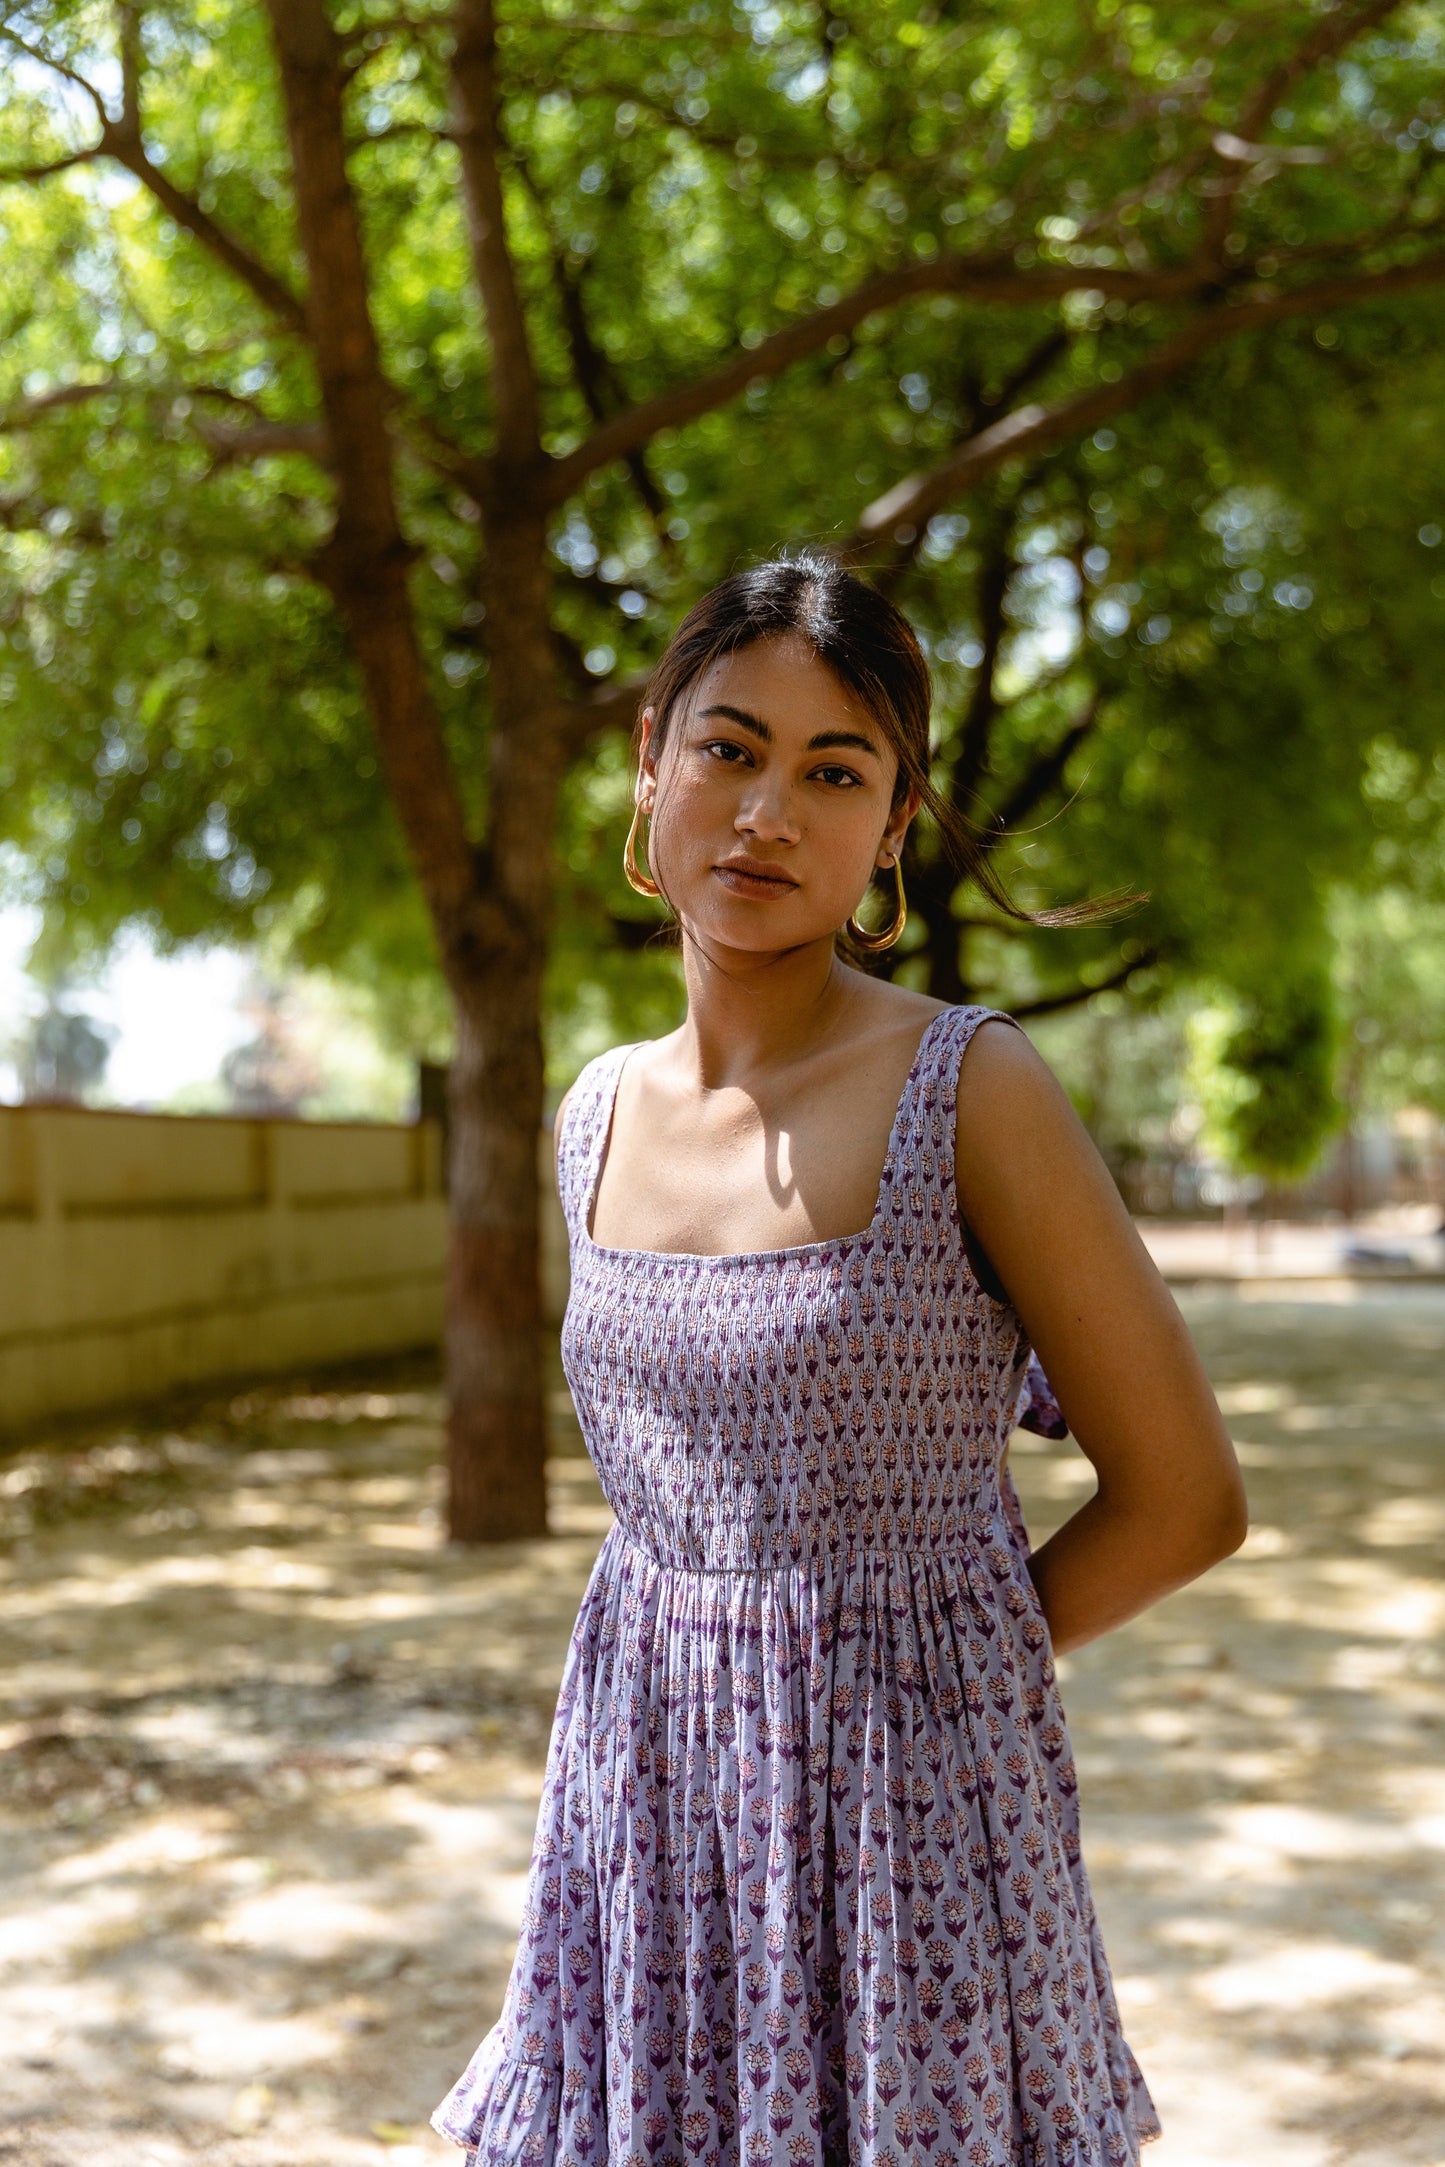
[953, 1018, 1249, 1656]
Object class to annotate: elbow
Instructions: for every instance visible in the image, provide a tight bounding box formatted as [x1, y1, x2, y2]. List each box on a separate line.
[1206, 1472, 1250, 1563]
[1116, 1466, 1249, 1577]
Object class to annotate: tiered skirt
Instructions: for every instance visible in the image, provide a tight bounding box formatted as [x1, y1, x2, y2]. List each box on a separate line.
[433, 1515, 1159, 2166]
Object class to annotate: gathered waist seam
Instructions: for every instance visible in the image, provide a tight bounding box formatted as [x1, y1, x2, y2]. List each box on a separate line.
[607, 1522, 1007, 1577]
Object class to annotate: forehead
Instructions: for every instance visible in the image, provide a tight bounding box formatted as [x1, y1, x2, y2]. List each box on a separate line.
[688, 632, 878, 734]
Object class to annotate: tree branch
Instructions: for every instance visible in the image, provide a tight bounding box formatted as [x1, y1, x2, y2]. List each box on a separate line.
[874, 338, 1069, 597]
[843, 253, 1445, 553]
[1196, 0, 1404, 269]
[954, 519, 1016, 807]
[0, 485, 315, 573]
[3, 12, 307, 329]
[261, 0, 477, 942]
[542, 252, 1219, 506]
[448, 0, 541, 463]
[1006, 946, 1161, 1020]
[534, 6, 1420, 506]
[115, 130, 489, 501]
[347, 117, 453, 151]
[0, 13, 309, 338]
[0, 19, 498, 515]
[0, 381, 125, 429]
[0, 26, 111, 127]
[116, 0, 142, 134]
[1239, 0, 1401, 151]
[0, 491, 110, 547]
[191, 417, 331, 466]
[0, 377, 329, 466]
[981, 692, 1103, 850]
[512, 146, 672, 538]
[558, 672, 649, 760]
[0, 146, 103, 182]
[113, 128, 309, 333]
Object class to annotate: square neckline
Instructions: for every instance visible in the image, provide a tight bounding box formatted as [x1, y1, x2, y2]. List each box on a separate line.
[579, 1005, 957, 1269]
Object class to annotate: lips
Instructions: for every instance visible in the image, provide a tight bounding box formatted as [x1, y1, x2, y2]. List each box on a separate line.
[714, 860, 798, 887]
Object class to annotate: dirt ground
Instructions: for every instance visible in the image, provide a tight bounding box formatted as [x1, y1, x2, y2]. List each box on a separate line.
[0, 1286, 1442, 2167]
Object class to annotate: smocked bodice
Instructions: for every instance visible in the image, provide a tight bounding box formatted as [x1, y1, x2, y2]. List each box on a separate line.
[555, 1004, 1034, 1572]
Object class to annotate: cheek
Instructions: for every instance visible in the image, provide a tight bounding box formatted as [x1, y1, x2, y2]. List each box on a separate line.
[649, 769, 725, 862]
[658, 766, 720, 819]
[825, 795, 893, 848]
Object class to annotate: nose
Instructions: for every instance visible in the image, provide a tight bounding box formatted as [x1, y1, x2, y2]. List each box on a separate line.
[735, 778, 801, 844]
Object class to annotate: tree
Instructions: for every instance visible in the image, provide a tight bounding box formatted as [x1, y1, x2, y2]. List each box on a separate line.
[3, 0, 1445, 1535]
[219, 977, 328, 1116]
[1333, 886, 1445, 1122]
[4, 969, 114, 1102]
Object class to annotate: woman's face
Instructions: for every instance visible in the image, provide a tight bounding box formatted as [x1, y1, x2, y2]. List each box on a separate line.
[638, 631, 919, 953]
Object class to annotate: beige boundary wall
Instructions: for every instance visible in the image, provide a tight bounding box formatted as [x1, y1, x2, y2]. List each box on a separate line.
[0, 1102, 571, 1431]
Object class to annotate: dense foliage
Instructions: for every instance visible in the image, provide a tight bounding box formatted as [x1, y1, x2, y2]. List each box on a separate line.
[3, 0, 1444, 1179]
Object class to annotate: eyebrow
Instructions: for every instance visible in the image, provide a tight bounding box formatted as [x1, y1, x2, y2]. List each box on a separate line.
[697, 702, 884, 761]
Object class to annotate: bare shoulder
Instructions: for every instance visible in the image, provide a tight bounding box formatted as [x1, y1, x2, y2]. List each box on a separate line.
[952, 1013, 1118, 1215]
[847, 985, 953, 1058]
[955, 1014, 1074, 1125]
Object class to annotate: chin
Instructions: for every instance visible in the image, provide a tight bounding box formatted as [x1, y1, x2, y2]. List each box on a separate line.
[703, 919, 837, 957]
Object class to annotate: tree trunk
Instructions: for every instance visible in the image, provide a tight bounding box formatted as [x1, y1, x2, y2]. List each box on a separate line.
[919, 856, 970, 1003]
[899, 823, 972, 1002]
[442, 498, 566, 1541]
[444, 965, 549, 1541]
[263, 0, 562, 1543]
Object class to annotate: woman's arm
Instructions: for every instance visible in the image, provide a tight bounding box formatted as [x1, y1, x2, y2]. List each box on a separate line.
[954, 1019, 1248, 1656]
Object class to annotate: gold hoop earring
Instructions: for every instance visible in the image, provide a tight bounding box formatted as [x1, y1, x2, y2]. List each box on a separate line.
[623, 801, 662, 897]
[845, 853, 907, 953]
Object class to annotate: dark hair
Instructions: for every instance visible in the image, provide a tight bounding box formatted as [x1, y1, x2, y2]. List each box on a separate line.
[633, 550, 1126, 963]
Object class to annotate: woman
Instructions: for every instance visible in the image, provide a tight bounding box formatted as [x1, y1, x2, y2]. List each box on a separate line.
[433, 553, 1247, 2166]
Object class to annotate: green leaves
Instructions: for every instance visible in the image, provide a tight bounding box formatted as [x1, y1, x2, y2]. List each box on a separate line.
[2, 0, 1444, 1158]
[1216, 974, 1347, 1184]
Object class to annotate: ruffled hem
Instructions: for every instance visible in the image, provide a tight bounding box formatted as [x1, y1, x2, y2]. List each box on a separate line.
[431, 2025, 1160, 2167]
[431, 2021, 565, 2161]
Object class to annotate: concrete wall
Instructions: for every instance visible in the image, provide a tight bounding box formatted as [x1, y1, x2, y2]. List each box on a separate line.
[0, 1103, 570, 1430]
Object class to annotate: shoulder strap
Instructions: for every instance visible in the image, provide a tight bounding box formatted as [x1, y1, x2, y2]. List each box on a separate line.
[920, 1000, 1022, 1141]
[553, 1042, 635, 1242]
[880, 1001, 1022, 1239]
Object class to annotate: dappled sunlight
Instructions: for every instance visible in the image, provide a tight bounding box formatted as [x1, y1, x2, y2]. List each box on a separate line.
[1, 1299, 1442, 2162]
[1196, 1940, 1418, 2012]
[1005, 1288, 1445, 2164]
[147, 1995, 344, 2078]
[1207, 1800, 1418, 1866]
[221, 1879, 422, 1963]
[47, 1811, 227, 1886]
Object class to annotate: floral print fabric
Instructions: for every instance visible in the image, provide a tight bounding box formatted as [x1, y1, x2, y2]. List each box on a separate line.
[432, 1004, 1160, 2166]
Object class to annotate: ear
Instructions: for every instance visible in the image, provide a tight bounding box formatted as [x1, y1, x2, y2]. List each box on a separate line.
[637, 707, 659, 807]
[879, 783, 922, 865]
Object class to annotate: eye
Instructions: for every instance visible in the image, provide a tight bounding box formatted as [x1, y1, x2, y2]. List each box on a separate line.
[701, 738, 750, 765]
[814, 764, 864, 790]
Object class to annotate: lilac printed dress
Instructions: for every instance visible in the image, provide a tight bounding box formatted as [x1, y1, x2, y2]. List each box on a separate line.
[433, 1004, 1160, 2167]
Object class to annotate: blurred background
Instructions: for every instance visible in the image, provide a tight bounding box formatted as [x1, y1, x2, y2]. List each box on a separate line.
[1, 2, 1443, 2164]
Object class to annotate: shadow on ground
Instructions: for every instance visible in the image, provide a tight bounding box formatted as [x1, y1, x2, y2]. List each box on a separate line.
[0, 1290, 1441, 2166]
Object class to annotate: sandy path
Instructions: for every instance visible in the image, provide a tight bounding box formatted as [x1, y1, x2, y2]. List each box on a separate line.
[0, 1287, 1440, 2166]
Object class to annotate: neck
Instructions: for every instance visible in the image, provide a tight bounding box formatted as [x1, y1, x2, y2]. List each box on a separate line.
[670, 936, 869, 1089]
